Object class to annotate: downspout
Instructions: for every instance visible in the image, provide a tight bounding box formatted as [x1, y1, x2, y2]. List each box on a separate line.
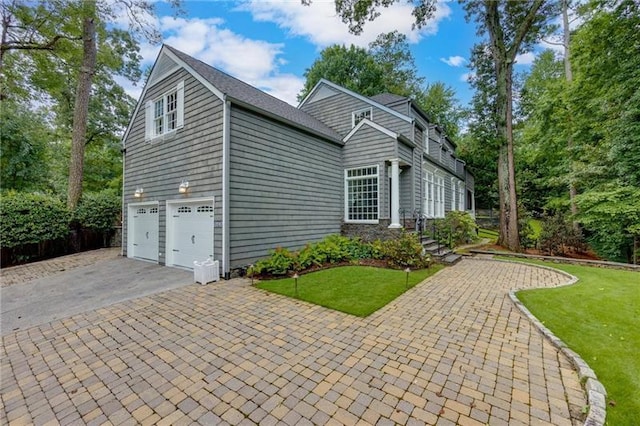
[121, 146, 125, 257]
[222, 97, 231, 279]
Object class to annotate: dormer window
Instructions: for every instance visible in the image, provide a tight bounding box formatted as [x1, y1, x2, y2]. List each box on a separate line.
[352, 107, 372, 127]
[146, 81, 184, 140]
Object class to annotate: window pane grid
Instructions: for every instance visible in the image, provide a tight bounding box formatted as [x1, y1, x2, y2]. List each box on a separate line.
[346, 167, 378, 221]
[152, 90, 178, 136]
[154, 99, 164, 135]
[166, 91, 177, 130]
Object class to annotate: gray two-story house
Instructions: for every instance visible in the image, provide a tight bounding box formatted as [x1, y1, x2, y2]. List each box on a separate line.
[122, 45, 475, 278]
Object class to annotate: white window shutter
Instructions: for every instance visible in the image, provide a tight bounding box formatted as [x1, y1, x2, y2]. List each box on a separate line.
[176, 80, 184, 129]
[145, 100, 152, 141]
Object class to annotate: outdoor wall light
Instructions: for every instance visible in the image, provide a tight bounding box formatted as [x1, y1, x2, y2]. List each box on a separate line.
[178, 180, 189, 194]
[134, 187, 143, 198]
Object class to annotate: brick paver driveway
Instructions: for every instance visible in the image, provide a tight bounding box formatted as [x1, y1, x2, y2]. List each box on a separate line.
[1, 258, 586, 425]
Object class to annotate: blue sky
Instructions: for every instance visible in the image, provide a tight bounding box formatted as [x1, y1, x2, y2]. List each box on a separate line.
[123, 1, 541, 107]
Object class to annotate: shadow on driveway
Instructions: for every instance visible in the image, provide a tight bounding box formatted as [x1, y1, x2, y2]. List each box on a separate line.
[1, 257, 192, 335]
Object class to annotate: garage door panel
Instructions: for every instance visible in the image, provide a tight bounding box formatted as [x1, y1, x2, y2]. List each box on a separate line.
[168, 201, 214, 269]
[129, 205, 159, 262]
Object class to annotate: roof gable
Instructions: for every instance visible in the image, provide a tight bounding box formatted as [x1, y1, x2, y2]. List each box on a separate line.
[299, 79, 413, 124]
[123, 45, 342, 145]
[147, 53, 180, 87]
[343, 119, 398, 143]
[165, 46, 342, 143]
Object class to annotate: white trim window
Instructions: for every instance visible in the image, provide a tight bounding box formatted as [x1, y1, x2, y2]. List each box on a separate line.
[345, 165, 379, 223]
[352, 107, 372, 128]
[145, 81, 184, 140]
[458, 180, 465, 211]
[435, 174, 445, 218]
[451, 177, 456, 211]
[424, 170, 434, 218]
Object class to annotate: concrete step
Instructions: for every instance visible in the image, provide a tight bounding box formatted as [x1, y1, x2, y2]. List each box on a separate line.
[442, 254, 462, 265]
[428, 248, 452, 258]
[423, 244, 450, 254]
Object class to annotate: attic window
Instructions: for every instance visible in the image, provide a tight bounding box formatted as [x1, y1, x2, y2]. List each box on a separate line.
[146, 81, 184, 141]
[352, 107, 372, 128]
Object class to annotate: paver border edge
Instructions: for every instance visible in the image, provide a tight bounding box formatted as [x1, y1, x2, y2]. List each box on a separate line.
[491, 257, 607, 426]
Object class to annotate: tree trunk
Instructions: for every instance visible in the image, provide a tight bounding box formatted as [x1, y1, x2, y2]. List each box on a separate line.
[0, 3, 11, 85]
[495, 64, 521, 251]
[563, 0, 580, 230]
[67, 7, 96, 210]
[504, 61, 520, 251]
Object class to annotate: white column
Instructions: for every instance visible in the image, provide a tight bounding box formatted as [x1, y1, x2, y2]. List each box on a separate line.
[389, 159, 401, 229]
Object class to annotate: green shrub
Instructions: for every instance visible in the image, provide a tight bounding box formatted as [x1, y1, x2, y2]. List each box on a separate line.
[74, 191, 121, 232]
[254, 247, 296, 276]
[434, 211, 478, 248]
[252, 234, 430, 276]
[519, 217, 538, 250]
[0, 191, 71, 248]
[539, 212, 587, 255]
[378, 232, 430, 268]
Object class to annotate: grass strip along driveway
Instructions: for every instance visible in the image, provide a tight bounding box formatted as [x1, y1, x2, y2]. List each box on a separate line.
[257, 265, 443, 317]
[512, 259, 639, 426]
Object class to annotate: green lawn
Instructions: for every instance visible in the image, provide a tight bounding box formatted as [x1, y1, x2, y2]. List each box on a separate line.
[511, 259, 639, 425]
[256, 265, 443, 317]
[478, 228, 499, 244]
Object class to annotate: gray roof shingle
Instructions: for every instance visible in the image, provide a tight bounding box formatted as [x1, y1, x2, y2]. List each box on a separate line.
[166, 45, 343, 143]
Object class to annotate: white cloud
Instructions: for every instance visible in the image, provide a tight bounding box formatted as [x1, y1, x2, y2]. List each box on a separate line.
[515, 52, 536, 65]
[460, 72, 475, 83]
[128, 17, 304, 105]
[440, 55, 466, 67]
[238, 0, 452, 48]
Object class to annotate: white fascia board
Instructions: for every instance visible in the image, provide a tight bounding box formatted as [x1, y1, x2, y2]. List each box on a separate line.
[122, 45, 226, 145]
[297, 79, 324, 108]
[162, 48, 225, 101]
[343, 118, 398, 143]
[299, 79, 413, 124]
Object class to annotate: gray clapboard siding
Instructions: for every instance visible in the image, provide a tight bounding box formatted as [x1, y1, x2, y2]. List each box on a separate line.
[342, 125, 399, 220]
[388, 102, 409, 115]
[398, 142, 413, 164]
[123, 69, 224, 264]
[414, 126, 424, 150]
[228, 106, 343, 268]
[301, 90, 412, 138]
[399, 167, 412, 215]
[343, 126, 395, 168]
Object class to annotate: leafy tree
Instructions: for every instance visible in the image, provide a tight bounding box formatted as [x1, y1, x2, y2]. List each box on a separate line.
[1, 0, 176, 207]
[462, 0, 558, 251]
[458, 44, 500, 210]
[415, 82, 465, 140]
[368, 31, 424, 96]
[0, 102, 50, 191]
[576, 186, 640, 263]
[298, 44, 384, 100]
[298, 31, 425, 100]
[517, 50, 568, 213]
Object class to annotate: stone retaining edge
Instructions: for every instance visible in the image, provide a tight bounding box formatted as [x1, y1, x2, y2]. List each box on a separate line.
[469, 249, 639, 271]
[492, 258, 607, 426]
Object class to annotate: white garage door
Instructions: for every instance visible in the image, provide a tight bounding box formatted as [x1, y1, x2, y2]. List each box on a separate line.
[167, 200, 214, 269]
[129, 204, 159, 261]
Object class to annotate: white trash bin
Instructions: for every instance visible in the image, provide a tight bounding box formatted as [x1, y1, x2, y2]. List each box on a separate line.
[194, 258, 220, 284]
